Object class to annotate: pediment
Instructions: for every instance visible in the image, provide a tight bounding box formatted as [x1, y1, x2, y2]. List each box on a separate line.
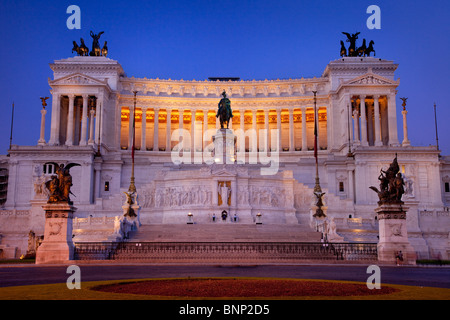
[345, 72, 399, 86]
[49, 73, 109, 87]
[211, 165, 237, 177]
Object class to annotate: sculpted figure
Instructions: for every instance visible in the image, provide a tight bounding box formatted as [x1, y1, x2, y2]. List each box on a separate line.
[45, 163, 80, 204]
[89, 31, 104, 56]
[216, 91, 233, 129]
[342, 32, 360, 57]
[370, 155, 405, 204]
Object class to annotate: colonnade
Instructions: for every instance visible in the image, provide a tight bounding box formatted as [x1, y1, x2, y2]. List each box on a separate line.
[121, 106, 327, 152]
[48, 93, 101, 146]
[350, 94, 399, 147]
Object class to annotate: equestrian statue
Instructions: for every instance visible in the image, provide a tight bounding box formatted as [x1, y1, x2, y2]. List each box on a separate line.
[216, 91, 233, 129]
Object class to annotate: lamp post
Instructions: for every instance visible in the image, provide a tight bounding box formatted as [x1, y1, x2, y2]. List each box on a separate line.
[128, 91, 138, 193]
[312, 91, 326, 218]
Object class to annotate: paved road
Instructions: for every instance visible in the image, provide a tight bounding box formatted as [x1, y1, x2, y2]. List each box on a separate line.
[0, 264, 449, 289]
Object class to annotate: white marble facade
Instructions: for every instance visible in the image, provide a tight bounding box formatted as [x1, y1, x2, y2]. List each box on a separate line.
[0, 55, 449, 260]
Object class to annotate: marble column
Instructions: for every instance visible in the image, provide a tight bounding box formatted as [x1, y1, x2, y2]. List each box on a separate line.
[275, 108, 281, 151]
[88, 108, 95, 145]
[373, 95, 383, 146]
[141, 107, 147, 151]
[153, 107, 159, 151]
[402, 108, 411, 147]
[38, 107, 47, 145]
[264, 109, 269, 151]
[66, 94, 75, 146]
[79, 95, 89, 146]
[166, 108, 172, 151]
[191, 109, 196, 152]
[179, 108, 184, 149]
[301, 106, 307, 151]
[94, 99, 102, 145]
[239, 109, 245, 152]
[353, 108, 360, 144]
[360, 95, 368, 146]
[49, 93, 61, 145]
[203, 109, 209, 150]
[387, 94, 400, 146]
[252, 110, 257, 152]
[288, 107, 294, 151]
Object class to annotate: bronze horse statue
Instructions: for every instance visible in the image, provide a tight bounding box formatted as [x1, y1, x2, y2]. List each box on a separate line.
[356, 38, 367, 57]
[79, 38, 89, 56]
[216, 91, 233, 129]
[340, 40, 347, 57]
[364, 40, 375, 57]
[101, 41, 108, 57]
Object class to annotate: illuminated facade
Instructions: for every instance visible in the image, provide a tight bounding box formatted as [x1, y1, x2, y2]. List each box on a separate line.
[0, 55, 449, 260]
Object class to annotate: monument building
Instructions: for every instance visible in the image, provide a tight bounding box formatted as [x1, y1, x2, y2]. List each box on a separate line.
[0, 34, 449, 261]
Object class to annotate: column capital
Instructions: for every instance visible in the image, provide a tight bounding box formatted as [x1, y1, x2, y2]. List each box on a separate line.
[360, 94, 367, 100]
[82, 94, 89, 99]
[373, 94, 380, 99]
[67, 94, 75, 100]
[141, 106, 148, 112]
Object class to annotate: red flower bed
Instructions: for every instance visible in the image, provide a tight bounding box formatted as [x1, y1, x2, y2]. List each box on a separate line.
[92, 278, 399, 297]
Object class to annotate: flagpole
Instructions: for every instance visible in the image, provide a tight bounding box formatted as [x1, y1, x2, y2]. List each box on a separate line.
[433, 102, 439, 151]
[128, 91, 138, 193]
[8, 102, 14, 156]
[313, 91, 321, 194]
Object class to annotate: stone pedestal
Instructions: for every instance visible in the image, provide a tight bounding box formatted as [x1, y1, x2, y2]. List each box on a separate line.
[36, 204, 76, 264]
[213, 129, 236, 164]
[376, 203, 416, 265]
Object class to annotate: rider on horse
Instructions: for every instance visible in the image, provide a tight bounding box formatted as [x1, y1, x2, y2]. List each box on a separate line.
[216, 91, 233, 128]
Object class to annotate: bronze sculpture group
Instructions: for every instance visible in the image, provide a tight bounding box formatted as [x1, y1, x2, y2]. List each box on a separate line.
[370, 155, 405, 205]
[72, 31, 108, 57]
[341, 32, 375, 57]
[45, 163, 80, 205]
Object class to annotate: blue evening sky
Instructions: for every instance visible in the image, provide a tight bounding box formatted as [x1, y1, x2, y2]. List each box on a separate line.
[0, 0, 449, 155]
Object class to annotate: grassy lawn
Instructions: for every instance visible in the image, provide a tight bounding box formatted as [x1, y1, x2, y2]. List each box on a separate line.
[0, 277, 449, 300]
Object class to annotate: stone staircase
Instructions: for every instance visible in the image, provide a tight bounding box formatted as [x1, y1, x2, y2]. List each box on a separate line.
[127, 223, 322, 243]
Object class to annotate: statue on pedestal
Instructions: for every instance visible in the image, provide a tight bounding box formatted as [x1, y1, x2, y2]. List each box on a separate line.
[370, 155, 405, 204]
[216, 91, 233, 129]
[44, 163, 80, 205]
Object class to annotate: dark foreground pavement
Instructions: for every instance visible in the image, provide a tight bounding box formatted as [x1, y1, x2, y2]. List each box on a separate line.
[0, 263, 449, 289]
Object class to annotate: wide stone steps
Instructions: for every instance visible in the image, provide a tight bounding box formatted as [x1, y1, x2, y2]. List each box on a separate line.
[128, 223, 322, 243]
